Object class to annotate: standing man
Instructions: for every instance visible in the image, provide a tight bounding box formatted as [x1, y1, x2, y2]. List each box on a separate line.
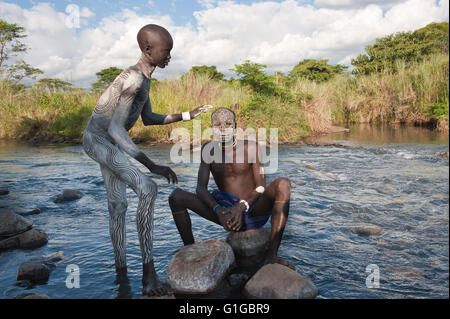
[82, 24, 212, 296]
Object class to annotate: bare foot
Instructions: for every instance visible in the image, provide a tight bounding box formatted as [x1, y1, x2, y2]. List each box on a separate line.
[266, 256, 296, 271]
[142, 275, 173, 297]
[142, 261, 173, 297]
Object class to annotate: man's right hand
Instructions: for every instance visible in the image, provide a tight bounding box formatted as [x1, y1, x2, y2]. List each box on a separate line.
[215, 206, 234, 231]
[150, 165, 178, 184]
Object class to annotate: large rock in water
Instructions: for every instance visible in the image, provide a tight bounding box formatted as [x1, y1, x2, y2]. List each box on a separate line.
[17, 261, 51, 284]
[167, 240, 235, 294]
[0, 209, 33, 238]
[244, 263, 318, 299]
[0, 228, 48, 251]
[54, 189, 82, 203]
[226, 228, 270, 266]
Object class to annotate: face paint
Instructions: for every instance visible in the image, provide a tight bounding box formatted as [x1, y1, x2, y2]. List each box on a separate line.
[211, 109, 236, 144]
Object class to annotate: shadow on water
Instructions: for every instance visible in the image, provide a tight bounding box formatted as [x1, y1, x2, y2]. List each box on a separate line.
[0, 124, 448, 299]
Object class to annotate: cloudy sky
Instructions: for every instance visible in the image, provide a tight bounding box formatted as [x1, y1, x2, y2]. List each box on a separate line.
[0, 0, 448, 88]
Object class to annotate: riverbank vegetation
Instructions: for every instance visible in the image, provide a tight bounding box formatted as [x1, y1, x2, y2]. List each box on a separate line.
[0, 21, 448, 144]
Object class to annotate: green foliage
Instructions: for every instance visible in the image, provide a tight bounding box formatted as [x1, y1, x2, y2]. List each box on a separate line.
[231, 60, 292, 99]
[427, 101, 449, 122]
[92, 66, 123, 92]
[231, 60, 275, 93]
[184, 65, 224, 81]
[0, 20, 42, 83]
[0, 19, 27, 68]
[34, 78, 72, 92]
[352, 22, 449, 75]
[289, 59, 348, 82]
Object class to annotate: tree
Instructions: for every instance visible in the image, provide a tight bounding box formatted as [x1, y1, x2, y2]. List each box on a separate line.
[34, 78, 72, 92]
[0, 19, 43, 83]
[0, 19, 26, 68]
[414, 22, 449, 54]
[351, 22, 449, 75]
[184, 65, 225, 81]
[289, 59, 348, 82]
[231, 60, 277, 94]
[92, 67, 123, 92]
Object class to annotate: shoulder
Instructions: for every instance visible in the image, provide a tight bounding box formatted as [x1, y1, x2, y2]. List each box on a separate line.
[112, 67, 144, 93]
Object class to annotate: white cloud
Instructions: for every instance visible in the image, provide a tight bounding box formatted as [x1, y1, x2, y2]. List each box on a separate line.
[314, 0, 405, 8]
[198, 0, 218, 9]
[0, 0, 448, 88]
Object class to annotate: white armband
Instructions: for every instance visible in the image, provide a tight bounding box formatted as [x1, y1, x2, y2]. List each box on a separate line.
[239, 200, 249, 212]
[255, 186, 265, 194]
[182, 112, 191, 121]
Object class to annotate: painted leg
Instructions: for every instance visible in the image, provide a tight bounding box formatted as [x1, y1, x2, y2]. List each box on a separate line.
[134, 177, 170, 296]
[101, 165, 128, 270]
[83, 131, 170, 296]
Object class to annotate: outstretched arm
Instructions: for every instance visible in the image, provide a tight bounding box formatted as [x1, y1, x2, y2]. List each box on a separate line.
[141, 98, 181, 125]
[141, 98, 213, 125]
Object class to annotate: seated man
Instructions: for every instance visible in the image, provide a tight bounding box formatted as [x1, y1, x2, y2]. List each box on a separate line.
[169, 107, 293, 269]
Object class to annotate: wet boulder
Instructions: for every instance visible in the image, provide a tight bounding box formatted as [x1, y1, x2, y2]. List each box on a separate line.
[226, 228, 270, 266]
[17, 208, 41, 217]
[54, 189, 82, 203]
[0, 228, 48, 251]
[167, 240, 235, 294]
[244, 263, 318, 299]
[17, 261, 51, 284]
[441, 152, 449, 159]
[0, 188, 9, 195]
[0, 209, 33, 238]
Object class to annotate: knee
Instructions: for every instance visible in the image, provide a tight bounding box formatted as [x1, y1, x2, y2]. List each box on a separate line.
[169, 188, 185, 210]
[140, 176, 157, 197]
[275, 177, 291, 195]
[108, 199, 127, 216]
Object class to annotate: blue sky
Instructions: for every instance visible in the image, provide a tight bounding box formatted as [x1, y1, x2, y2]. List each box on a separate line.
[0, 0, 448, 88]
[7, 0, 315, 26]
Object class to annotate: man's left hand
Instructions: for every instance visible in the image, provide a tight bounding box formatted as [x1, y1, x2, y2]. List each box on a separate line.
[189, 104, 214, 119]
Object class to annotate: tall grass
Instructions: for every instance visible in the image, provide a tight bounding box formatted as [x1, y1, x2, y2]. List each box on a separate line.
[0, 54, 448, 144]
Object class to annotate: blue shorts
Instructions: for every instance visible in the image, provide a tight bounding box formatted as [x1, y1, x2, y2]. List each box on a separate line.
[210, 190, 271, 232]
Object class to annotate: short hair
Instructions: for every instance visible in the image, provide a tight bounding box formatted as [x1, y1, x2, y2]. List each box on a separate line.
[211, 107, 236, 122]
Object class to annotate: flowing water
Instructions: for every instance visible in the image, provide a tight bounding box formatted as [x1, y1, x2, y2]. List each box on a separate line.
[0, 124, 448, 299]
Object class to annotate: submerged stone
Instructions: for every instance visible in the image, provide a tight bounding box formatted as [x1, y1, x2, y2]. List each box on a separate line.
[0, 209, 33, 238]
[244, 263, 318, 299]
[350, 226, 382, 235]
[167, 240, 235, 294]
[15, 293, 51, 299]
[0, 228, 48, 251]
[54, 189, 82, 203]
[226, 228, 270, 266]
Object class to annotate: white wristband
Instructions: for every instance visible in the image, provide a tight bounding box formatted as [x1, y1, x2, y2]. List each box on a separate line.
[255, 186, 265, 194]
[182, 112, 191, 121]
[239, 200, 249, 212]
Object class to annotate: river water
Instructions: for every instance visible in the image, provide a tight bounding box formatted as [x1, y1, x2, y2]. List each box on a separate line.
[0, 124, 448, 299]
